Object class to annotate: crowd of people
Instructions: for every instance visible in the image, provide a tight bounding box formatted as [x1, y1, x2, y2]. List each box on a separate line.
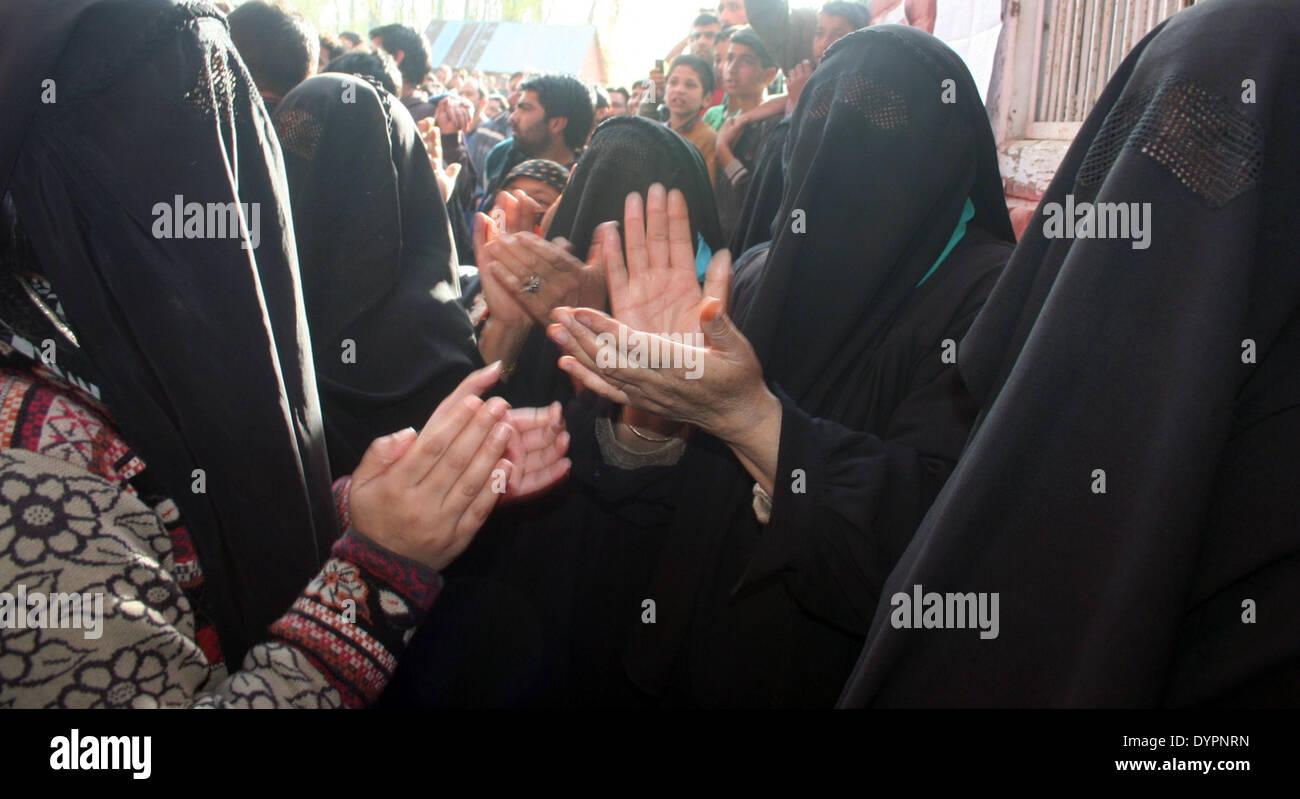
[1, 0, 1296, 708]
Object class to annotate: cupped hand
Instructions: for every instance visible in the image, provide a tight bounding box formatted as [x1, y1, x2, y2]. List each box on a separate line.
[348, 363, 514, 571]
[474, 211, 531, 329]
[786, 59, 813, 108]
[434, 95, 474, 134]
[717, 114, 749, 151]
[547, 298, 770, 445]
[489, 188, 546, 235]
[500, 401, 571, 502]
[416, 119, 461, 203]
[473, 188, 557, 331]
[480, 229, 607, 328]
[348, 364, 571, 571]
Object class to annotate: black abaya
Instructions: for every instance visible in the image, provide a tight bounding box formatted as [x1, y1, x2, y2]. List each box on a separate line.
[1, 0, 339, 666]
[274, 74, 481, 477]
[382, 117, 727, 707]
[841, 0, 1300, 707]
[623, 26, 1016, 706]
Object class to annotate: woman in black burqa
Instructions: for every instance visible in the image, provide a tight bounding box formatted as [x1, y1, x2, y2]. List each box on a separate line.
[273, 74, 483, 478]
[548, 116, 724, 263]
[381, 116, 728, 706]
[841, 0, 1300, 707]
[546, 26, 1016, 706]
[0, 0, 569, 706]
[1, 0, 340, 667]
[463, 115, 728, 411]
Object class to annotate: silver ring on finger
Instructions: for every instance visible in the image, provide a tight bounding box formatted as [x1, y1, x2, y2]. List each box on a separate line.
[521, 274, 543, 294]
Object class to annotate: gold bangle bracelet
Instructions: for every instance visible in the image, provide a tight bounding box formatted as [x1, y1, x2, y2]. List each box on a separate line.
[624, 421, 677, 443]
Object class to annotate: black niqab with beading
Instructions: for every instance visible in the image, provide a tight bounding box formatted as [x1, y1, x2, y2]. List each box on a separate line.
[1, 0, 338, 667]
[732, 24, 1014, 429]
[841, 0, 1300, 707]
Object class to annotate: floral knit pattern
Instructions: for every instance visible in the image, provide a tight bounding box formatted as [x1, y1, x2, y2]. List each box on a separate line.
[0, 364, 442, 708]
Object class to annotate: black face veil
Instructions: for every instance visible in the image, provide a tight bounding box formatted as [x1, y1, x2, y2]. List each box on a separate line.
[546, 116, 724, 263]
[733, 25, 1015, 429]
[274, 74, 480, 477]
[1, 0, 338, 667]
[625, 26, 1014, 696]
[842, 0, 1300, 707]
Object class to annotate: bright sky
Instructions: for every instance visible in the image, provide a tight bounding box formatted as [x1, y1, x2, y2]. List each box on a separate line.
[288, 0, 829, 88]
[575, 0, 828, 87]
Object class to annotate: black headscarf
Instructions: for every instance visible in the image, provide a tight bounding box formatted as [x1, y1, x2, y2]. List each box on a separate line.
[842, 0, 1300, 707]
[625, 25, 1014, 696]
[1, 0, 338, 666]
[274, 74, 481, 477]
[546, 116, 724, 262]
[735, 25, 1014, 429]
[728, 116, 791, 257]
[744, 0, 818, 73]
[490, 115, 727, 409]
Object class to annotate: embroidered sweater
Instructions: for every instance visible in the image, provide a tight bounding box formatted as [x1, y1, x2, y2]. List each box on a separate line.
[0, 359, 442, 708]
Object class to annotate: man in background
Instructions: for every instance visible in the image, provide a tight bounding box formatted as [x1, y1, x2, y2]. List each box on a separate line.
[479, 75, 595, 213]
[657, 12, 725, 112]
[370, 23, 438, 119]
[718, 0, 748, 26]
[607, 87, 631, 116]
[816, 2, 872, 63]
[664, 55, 718, 185]
[704, 26, 774, 130]
[227, 1, 318, 113]
[710, 27, 780, 236]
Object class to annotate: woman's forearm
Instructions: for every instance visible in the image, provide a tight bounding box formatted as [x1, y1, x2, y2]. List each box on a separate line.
[722, 387, 783, 495]
[477, 318, 530, 375]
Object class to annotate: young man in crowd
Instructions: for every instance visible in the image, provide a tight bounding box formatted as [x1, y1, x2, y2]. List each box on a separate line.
[767, 1, 873, 117]
[369, 23, 439, 120]
[484, 93, 511, 132]
[718, 0, 748, 26]
[704, 27, 776, 130]
[654, 13, 724, 116]
[816, 1, 872, 63]
[663, 12, 724, 64]
[664, 55, 718, 185]
[318, 33, 345, 73]
[461, 78, 506, 185]
[708, 25, 736, 112]
[479, 75, 595, 213]
[711, 27, 780, 236]
[227, 0, 318, 113]
[606, 86, 631, 116]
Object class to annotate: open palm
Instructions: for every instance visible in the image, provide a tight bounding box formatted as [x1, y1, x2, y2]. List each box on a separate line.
[600, 183, 731, 339]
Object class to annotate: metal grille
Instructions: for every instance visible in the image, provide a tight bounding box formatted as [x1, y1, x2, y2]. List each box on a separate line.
[1033, 0, 1197, 125]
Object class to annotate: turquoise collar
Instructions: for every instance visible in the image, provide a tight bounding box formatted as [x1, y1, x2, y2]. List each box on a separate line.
[916, 197, 976, 288]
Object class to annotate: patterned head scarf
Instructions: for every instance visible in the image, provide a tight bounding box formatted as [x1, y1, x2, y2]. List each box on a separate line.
[504, 159, 571, 195]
